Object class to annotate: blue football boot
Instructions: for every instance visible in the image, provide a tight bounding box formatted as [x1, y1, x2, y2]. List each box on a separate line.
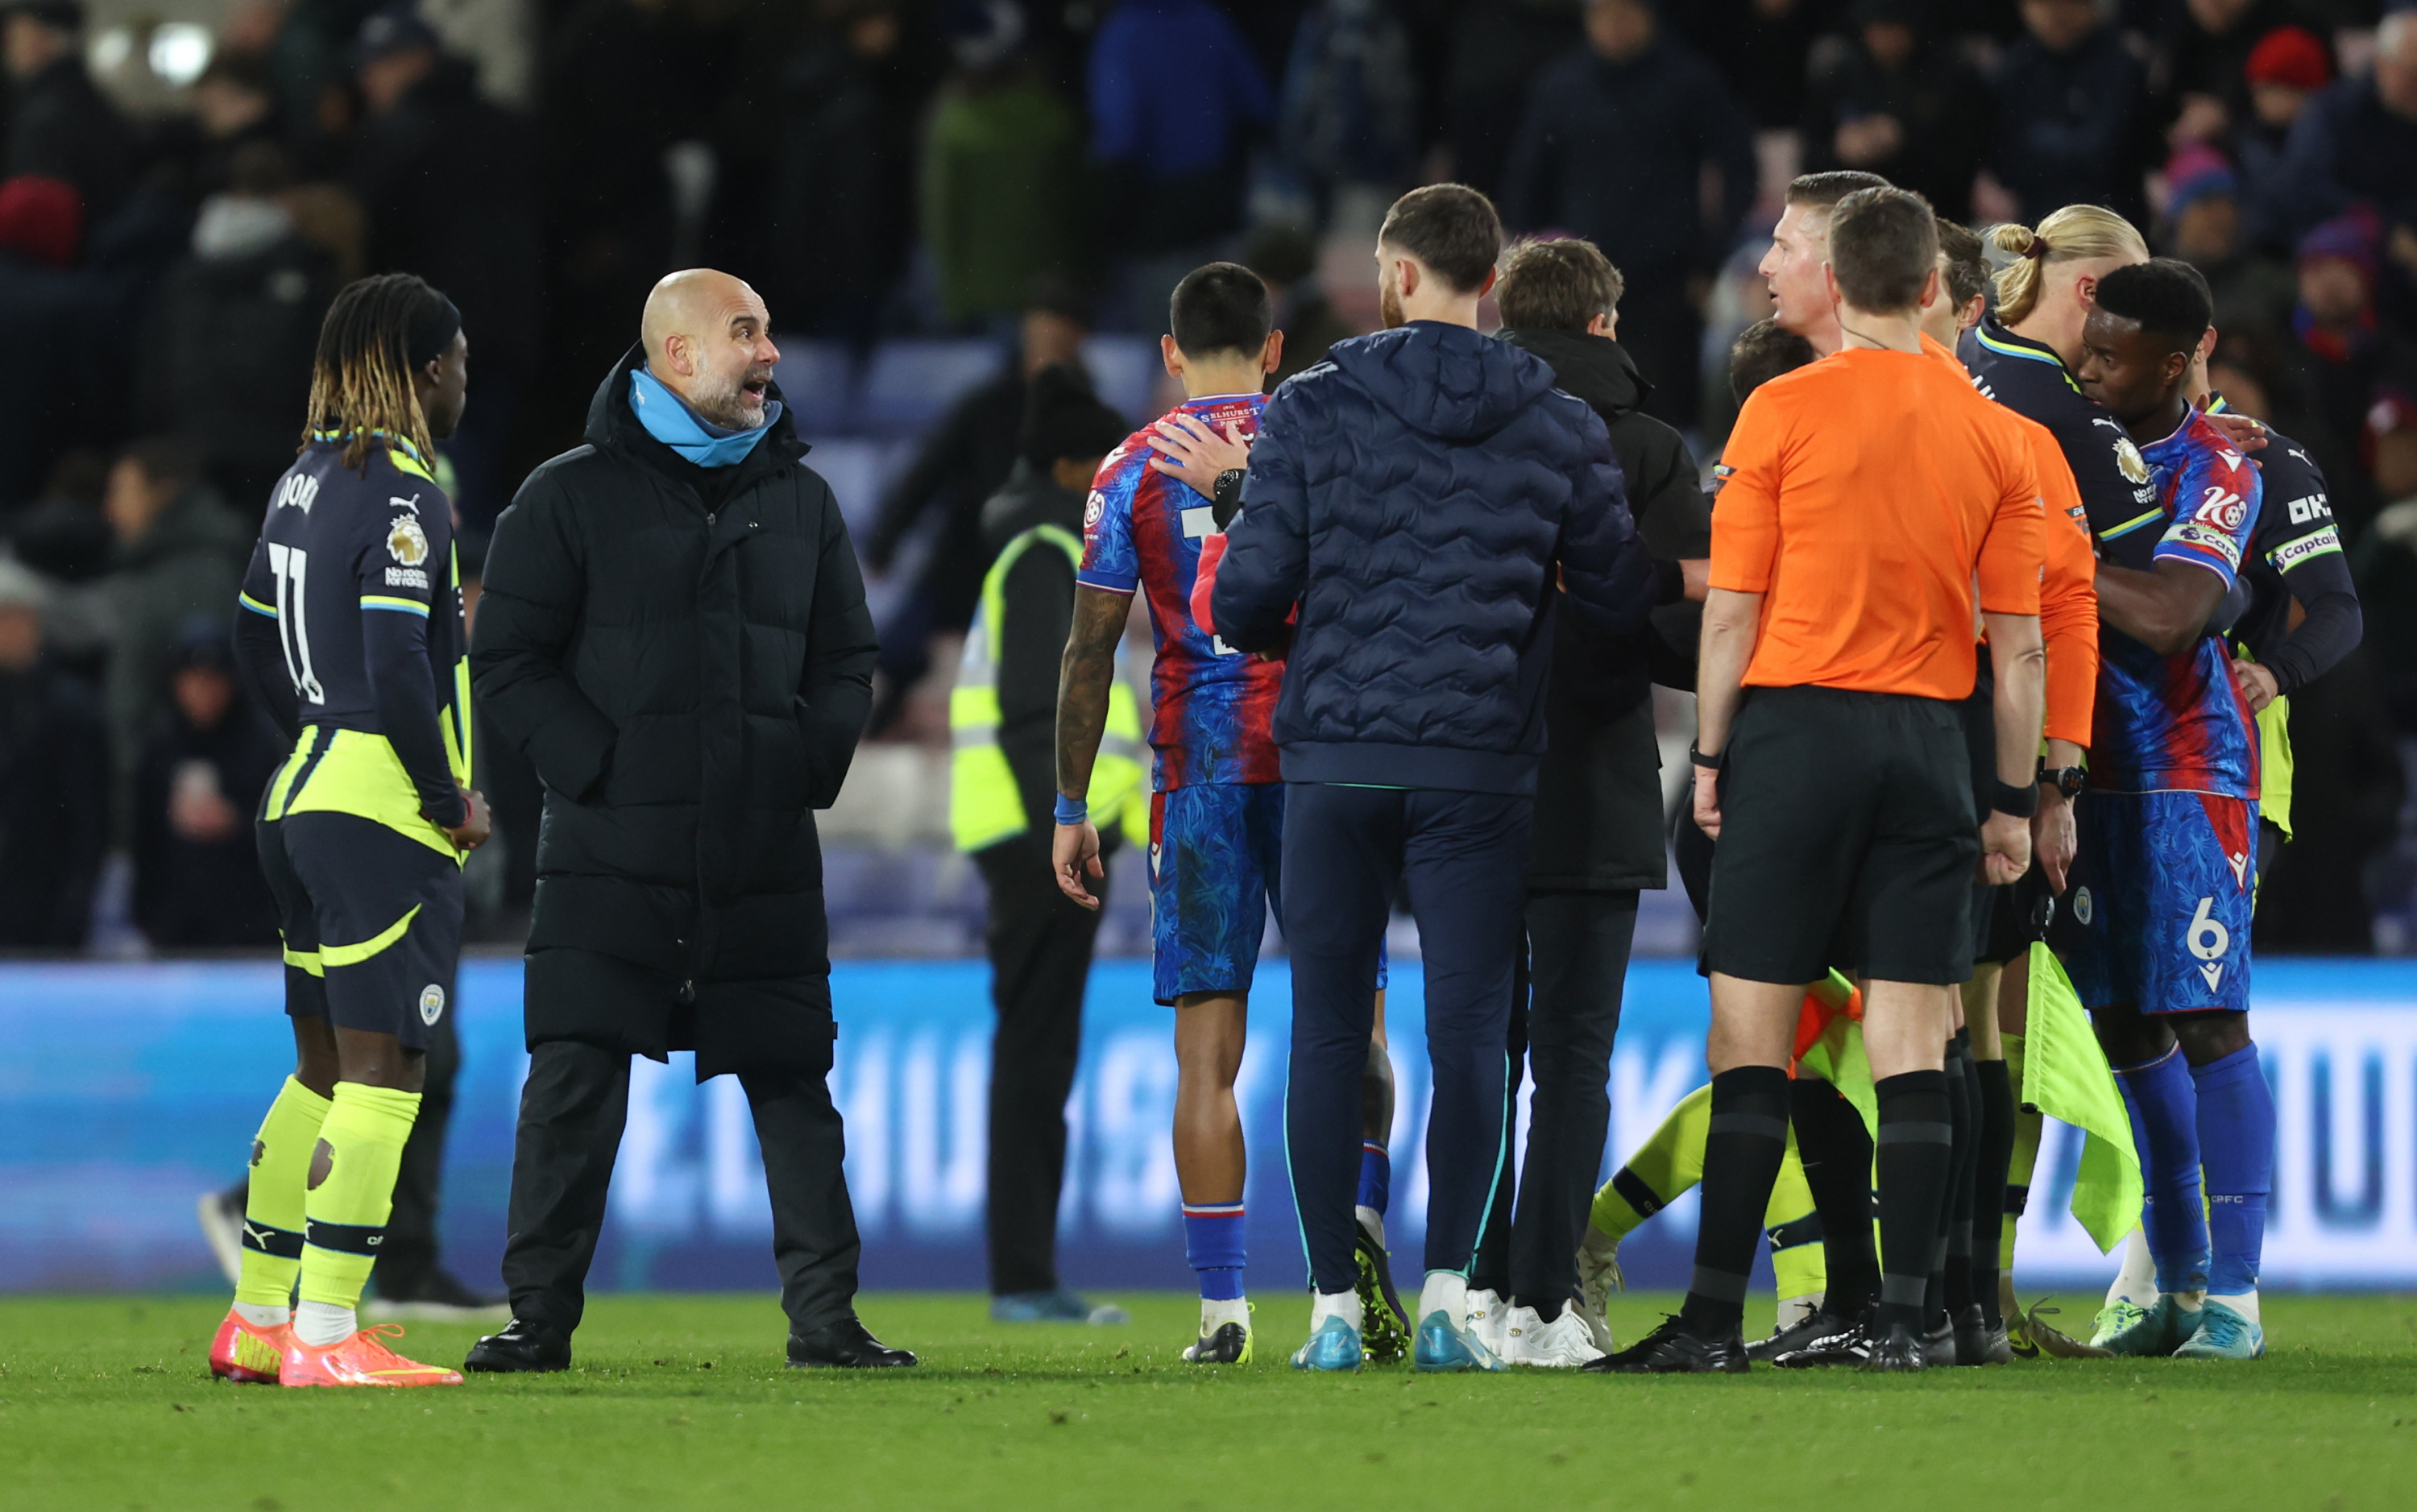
[1291, 1315, 1364, 1372]
[1412, 1310, 1504, 1373]
[2172, 1299, 2264, 1360]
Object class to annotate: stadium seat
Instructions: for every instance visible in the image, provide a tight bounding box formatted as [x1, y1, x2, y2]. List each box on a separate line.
[1079, 335, 1163, 425]
[857, 338, 1005, 437]
[773, 338, 859, 437]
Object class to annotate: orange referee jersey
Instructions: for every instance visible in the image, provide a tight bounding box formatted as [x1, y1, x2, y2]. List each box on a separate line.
[1710, 344, 2045, 700]
[1917, 334, 2100, 746]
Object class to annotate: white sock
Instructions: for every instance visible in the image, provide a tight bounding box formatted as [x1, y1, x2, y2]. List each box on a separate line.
[2108, 1227, 2158, 1306]
[1420, 1270, 1469, 1328]
[1580, 1224, 1619, 1260]
[2169, 1288, 2208, 1312]
[1310, 1289, 1361, 1333]
[292, 1300, 355, 1347]
[1200, 1296, 1248, 1333]
[1354, 1204, 1387, 1251]
[231, 1301, 289, 1330]
[1775, 1294, 1820, 1332]
[2209, 1290, 2259, 1326]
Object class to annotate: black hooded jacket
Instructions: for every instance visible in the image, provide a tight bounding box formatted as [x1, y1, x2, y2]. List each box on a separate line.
[471, 348, 879, 1009]
[1499, 327, 1708, 891]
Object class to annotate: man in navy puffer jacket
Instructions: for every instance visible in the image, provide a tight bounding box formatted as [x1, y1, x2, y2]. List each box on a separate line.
[1210, 184, 1658, 1373]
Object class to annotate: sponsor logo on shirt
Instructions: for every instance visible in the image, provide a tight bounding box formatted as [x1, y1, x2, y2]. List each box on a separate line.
[1084, 490, 1105, 530]
[387, 516, 429, 566]
[2192, 485, 2249, 532]
[389, 493, 422, 516]
[2269, 526, 2341, 571]
[2169, 521, 2242, 568]
[2286, 494, 2332, 525]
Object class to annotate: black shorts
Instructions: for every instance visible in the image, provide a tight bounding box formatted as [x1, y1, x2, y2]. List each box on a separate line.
[1703, 686, 1978, 987]
[259, 812, 463, 1050]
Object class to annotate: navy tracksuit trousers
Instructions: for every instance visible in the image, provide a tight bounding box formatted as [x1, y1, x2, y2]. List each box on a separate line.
[1282, 782, 1532, 1295]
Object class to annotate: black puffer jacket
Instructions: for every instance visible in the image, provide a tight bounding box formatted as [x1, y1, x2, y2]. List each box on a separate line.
[1498, 328, 1707, 890]
[471, 348, 878, 990]
[1212, 321, 1656, 795]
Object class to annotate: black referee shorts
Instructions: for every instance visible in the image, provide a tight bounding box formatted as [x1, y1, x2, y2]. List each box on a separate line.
[1703, 686, 1978, 988]
[1959, 675, 2052, 968]
[259, 811, 463, 1051]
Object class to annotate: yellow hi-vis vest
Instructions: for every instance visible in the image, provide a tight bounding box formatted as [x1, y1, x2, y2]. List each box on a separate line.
[949, 523, 1144, 852]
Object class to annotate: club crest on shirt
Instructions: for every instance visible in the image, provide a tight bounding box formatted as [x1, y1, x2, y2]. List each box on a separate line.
[2073, 886, 2093, 926]
[2114, 437, 2150, 485]
[387, 516, 430, 566]
[419, 984, 446, 1025]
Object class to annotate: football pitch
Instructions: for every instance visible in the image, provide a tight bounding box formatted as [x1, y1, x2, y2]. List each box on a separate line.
[6, 1292, 2412, 1510]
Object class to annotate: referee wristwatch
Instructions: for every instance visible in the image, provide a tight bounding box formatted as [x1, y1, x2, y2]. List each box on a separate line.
[2038, 764, 2087, 802]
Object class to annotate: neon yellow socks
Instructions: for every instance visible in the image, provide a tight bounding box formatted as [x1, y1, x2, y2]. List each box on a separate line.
[233, 1076, 334, 1322]
[2001, 1032, 2041, 1270]
[1589, 1082, 1712, 1240]
[295, 1083, 421, 1341]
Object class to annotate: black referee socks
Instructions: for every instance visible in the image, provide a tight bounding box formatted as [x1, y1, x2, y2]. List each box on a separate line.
[1874, 1070, 1955, 1336]
[1677, 1065, 1793, 1339]
[1970, 1055, 2017, 1329]
[1791, 1075, 1880, 1319]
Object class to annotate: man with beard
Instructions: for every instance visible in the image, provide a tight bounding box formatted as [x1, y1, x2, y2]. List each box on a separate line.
[466, 270, 905, 1373]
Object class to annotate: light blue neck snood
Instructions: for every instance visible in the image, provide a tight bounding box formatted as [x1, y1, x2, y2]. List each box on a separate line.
[629, 366, 781, 466]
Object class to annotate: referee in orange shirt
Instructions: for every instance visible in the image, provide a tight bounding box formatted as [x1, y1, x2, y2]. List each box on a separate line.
[1602, 188, 2047, 1375]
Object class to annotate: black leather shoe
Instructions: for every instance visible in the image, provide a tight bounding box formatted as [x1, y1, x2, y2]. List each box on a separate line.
[1748, 1309, 1855, 1364]
[464, 1317, 571, 1373]
[1582, 1315, 1748, 1374]
[1952, 1303, 1995, 1366]
[1863, 1320, 1930, 1373]
[788, 1317, 918, 1369]
[1924, 1317, 1959, 1367]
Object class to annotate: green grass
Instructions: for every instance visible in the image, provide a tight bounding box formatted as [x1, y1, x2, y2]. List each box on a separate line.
[3, 1293, 2413, 1510]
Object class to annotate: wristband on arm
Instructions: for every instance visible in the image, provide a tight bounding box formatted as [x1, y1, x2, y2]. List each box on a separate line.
[1989, 780, 2038, 820]
[1053, 793, 1088, 826]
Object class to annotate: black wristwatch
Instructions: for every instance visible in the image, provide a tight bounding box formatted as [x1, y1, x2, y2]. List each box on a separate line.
[1210, 468, 1248, 528]
[2038, 764, 2087, 802]
[1688, 743, 1725, 772]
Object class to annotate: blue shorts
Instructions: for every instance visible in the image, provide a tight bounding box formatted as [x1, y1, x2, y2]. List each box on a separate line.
[1148, 784, 1386, 1007]
[2061, 789, 2256, 1015]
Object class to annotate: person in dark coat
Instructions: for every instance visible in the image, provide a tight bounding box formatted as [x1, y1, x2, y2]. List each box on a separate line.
[961, 365, 1132, 1323]
[1798, 0, 1988, 224]
[2, 0, 135, 222]
[861, 288, 1090, 735]
[136, 143, 338, 510]
[0, 174, 111, 513]
[0, 557, 106, 948]
[1208, 185, 1658, 1370]
[348, 8, 541, 524]
[1502, 0, 1757, 429]
[465, 269, 904, 1373]
[1466, 234, 1709, 1364]
[1986, 0, 2150, 227]
[131, 620, 284, 947]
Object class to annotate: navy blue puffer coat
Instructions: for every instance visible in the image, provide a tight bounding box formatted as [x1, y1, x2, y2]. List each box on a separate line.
[1210, 321, 1656, 795]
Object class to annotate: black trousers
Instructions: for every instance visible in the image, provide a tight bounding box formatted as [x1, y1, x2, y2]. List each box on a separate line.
[975, 839, 1109, 1296]
[500, 948, 861, 1337]
[1284, 783, 1532, 1293]
[1471, 889, 1640, 1305]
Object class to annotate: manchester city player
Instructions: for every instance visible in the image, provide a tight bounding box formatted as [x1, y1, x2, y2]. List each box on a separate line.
[212, 274, 490, 1388]
[2067, 260, 2268, 1361]
[1054, 265, 1402, 1365]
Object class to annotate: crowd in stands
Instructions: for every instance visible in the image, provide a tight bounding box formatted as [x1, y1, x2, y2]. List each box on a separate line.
[2, 0, 2414, 955]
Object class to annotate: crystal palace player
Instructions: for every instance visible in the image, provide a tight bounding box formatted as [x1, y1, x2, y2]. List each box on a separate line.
[214, 275, 489, 1388]
[1053, 264, 1402, 1365]
[2069, 260, 2269, 1361]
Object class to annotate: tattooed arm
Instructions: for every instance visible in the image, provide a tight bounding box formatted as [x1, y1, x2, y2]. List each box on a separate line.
[1051, 585, 1133, 909]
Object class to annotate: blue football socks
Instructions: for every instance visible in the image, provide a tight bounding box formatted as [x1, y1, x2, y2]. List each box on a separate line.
[1356, 1142, 1391, 1217]
[2113, 1045, 2211, 1295]
[1183, 1203, 1246, 1302]
[2191, 1044, 2274, 1298]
